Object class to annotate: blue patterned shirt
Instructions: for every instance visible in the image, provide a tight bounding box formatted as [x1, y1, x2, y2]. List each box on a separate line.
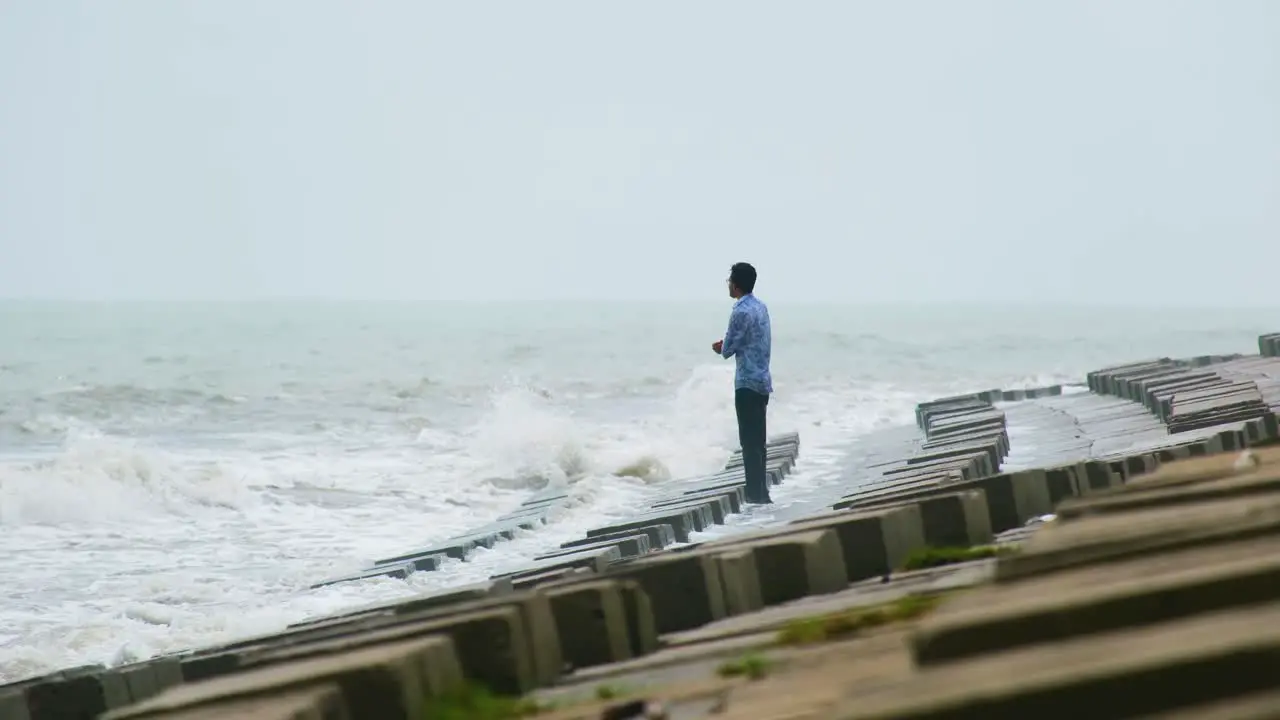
[721, 294, 772, 395]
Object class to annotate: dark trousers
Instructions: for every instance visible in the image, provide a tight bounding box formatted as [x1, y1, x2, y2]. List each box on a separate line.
[734, 388, 771, 503]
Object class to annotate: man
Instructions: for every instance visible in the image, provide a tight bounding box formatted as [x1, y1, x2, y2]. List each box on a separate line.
[712, 262, 773, 505]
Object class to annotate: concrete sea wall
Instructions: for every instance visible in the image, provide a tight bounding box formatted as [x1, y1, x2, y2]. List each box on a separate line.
[5, 333, 1280, 718]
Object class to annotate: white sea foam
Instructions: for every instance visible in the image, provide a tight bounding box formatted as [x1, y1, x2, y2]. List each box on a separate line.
[0, 368, 924, 681]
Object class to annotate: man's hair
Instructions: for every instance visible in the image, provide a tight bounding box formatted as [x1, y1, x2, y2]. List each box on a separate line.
[730, 262, 757, 293]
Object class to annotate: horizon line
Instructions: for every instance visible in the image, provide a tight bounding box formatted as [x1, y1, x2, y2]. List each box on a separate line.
[3, 297, 1280, 311]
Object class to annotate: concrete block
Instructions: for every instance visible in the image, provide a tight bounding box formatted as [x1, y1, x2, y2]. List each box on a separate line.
[462, 595, 561, 687]
[975, 388, 1003, 403]
[105, 637, 459, 720]
[563, 524, 675, 552]
[1057, 452, 1280, 521]
[1127, 446, 1280, 490]
[0, 690, 30, 720]
[146, 685, 349, 720]
[926, 404, 1002, 422]
[1044, 465, 1079, 505]
[498, 546, 620, 579]
[1116, 453, 1159, 481]
[615, 580, 659, 658]
[1209, 429, 1246, 454]
[740, 529, 847, 605]
[839, 600, 1280, 718]
[309, 561, 415, 590]
[921, 429, 1008, 458]
[288, 580, 513, 631]
[699, 460, 790, 486]
[1023, 384, 1063, 398]
[916, 392, 988, 414]
[151, 659, 183, 696]
[837, 469, 1049, 535]
[376, 538, 475, 564]
[118, 663, 158, 704]
[906, 442, 1001, 471]
[1261, 333, 1280, 357]
[1105, 459, 1131, 484]
[652, 486, 742, 516]
[1088, 358, 1171, 395]
[786, 506, 926, 581]
[13, 667, 131, 720]
[724, 446, 797, 471]
[1150, 688, 1280, 719]
[374, 507, 557, 567]
[894, 491, 994, 548]
[715, 548, 764, 615]
[586, 508, 700, 543]
[926, 419, 1006, 443]
[606, 552, 726, 634]
[649, 495, 729, 525]
[1245, 413, 1280, 446]
[726, 442, 798, 459]
[207, 588, 554, 691]
[653, 499, 718, 531]
[832, 480, 939, 511]
[667, 476, 749, 497]
[115, 657, 182, 705]
[543, 580, 633, 669]
[916, 404, 990, 432]
[726, 440, 799, 462]
[672, 478, 750, 500]
[1157, 444, 1199, 464]
[241, 608, 527, 696]
[379, 553, 444, 573]
[535, 574, 657, 659]
[972, 469, 1054, 531]
[913, 533, 1280, 666]
[995, 493, 1280, 583]
[511, 567, 591, 590]
[1074, 460, 1120, 495]
[883, 454, 985, 481]
[540, 534, 650, 561]
[846, 471, 955, 501]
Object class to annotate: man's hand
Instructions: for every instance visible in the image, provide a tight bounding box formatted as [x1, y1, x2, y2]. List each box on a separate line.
[712, 340, 724, 355]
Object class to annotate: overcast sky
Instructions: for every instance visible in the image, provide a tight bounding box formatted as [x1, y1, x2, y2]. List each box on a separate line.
[1, 1, 1276, 303]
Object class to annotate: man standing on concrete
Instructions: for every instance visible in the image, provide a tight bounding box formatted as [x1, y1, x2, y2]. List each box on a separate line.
[712, 262, 773, 505]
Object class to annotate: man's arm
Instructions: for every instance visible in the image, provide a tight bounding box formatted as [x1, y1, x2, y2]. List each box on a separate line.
[720, 308, 747, 358]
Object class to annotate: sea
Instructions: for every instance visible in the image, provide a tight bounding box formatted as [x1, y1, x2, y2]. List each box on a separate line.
[0, 300, 1274, 682]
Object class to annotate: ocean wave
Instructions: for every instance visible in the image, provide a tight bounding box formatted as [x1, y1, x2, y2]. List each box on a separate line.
[0, 429, 258, 526]
[0, 360, 1049, 680]
[22, 384, 253, 426]
[461, 365, 741, 491]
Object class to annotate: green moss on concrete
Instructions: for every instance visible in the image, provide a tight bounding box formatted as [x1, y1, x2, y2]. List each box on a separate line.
[776, 593, 944, 646]
[422, 683, 550, 719]
[900, 544, 1017, 571]
[716, 653, 773, 680]
[594, 683, 630, 700]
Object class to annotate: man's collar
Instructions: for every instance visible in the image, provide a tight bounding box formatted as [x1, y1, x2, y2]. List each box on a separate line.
[733, 293, 753, 308]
